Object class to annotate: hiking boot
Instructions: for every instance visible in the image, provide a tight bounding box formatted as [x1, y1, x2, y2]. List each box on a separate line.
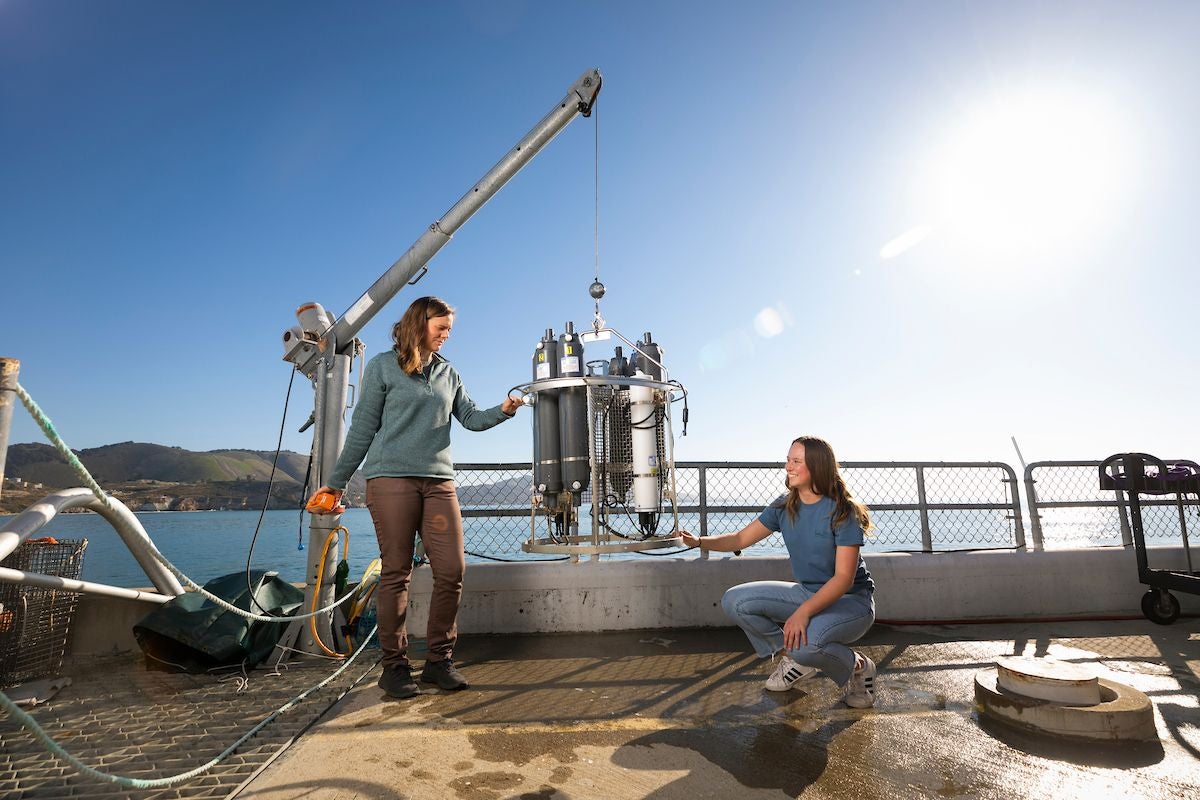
[378, 665, 419, 698]
[843, 653, 877, 708]
[420, 658, 469, 690]
[764, 654, 819, 692]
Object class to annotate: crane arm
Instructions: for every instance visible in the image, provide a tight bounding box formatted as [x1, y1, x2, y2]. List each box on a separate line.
[287, 68, 601, 377]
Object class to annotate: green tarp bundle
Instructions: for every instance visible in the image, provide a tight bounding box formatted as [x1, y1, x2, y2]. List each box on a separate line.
[133, 570, 304, 672]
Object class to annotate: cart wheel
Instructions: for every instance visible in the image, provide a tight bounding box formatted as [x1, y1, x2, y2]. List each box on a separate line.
[1141, 589, 1181, 625]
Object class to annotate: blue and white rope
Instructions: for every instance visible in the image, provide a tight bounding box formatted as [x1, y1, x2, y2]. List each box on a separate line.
[12, 382, 355, 622]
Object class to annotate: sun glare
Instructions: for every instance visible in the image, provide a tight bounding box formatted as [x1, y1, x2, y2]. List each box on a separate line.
[917, 84, 1131, 264]
[880, 224, 933, 260]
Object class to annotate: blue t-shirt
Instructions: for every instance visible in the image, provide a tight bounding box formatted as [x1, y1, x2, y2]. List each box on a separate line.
[758, 495, 874, 595]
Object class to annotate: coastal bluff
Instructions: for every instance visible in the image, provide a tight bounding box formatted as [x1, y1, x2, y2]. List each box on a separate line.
[1, 441, 358, 513]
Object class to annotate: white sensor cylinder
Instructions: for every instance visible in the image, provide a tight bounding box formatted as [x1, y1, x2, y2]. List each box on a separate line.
[629, 372, 660, 512]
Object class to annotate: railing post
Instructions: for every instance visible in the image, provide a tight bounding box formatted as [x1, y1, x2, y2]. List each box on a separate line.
[698, 465, 709, 560]
[1116, 490, 1133, 546]
[0, 357, 19, 503]
[1001, 464, 1026, 550]
[1024, 464, 1044, 551]
[915, 465, 932, 552]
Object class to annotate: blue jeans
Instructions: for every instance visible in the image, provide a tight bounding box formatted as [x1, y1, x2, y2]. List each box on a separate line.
[722, 580, 875, 686]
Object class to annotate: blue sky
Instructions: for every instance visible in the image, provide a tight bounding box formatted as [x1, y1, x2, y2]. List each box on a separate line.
[3, 1, 1199, 468]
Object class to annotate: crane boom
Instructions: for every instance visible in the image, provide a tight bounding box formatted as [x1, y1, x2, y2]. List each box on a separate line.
[330, 68, 602, 350]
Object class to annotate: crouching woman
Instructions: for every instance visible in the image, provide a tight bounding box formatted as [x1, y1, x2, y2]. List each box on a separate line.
[678, 435, 877, 707]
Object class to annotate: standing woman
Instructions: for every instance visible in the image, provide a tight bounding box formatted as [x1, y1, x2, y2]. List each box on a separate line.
[678, 435, 878, 708]
[309, 296, 521, 699]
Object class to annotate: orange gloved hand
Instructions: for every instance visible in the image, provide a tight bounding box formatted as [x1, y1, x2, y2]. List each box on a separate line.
[306, 487, 345, 515]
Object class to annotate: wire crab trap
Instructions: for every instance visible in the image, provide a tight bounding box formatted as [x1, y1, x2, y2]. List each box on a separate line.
[0, 538, 88, 688]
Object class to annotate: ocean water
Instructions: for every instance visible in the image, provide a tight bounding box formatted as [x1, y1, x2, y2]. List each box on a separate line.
[5, 509, 393, 589]
[0, 508, 975, 590]
[6, 508, 744, 589]
[4, 500, 1186, 589]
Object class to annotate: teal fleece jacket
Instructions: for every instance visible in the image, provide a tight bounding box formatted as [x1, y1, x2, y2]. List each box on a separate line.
[326, 350, 510, 490]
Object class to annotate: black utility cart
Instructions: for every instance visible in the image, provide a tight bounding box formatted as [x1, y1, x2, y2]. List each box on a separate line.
[1099, 452, 1200, 624]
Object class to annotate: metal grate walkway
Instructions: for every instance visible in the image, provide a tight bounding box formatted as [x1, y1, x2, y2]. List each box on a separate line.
[0, 649, 380, 799]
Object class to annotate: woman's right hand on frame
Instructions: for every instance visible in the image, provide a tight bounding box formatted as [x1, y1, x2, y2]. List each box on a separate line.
[677, 530, 701, 549]
[306, 486, 345, 515]
[501, 394, 525, 416]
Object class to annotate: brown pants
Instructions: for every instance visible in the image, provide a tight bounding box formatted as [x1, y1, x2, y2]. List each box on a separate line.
[365, 477, 465, 667]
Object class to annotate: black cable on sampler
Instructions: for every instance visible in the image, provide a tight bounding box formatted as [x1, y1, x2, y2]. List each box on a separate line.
[667, 379, 688, 436]
[633, 547, 690, 557]
[464, 548, 569, 563]
[244, 368, 297, 615]
[599, 393, 671, 540]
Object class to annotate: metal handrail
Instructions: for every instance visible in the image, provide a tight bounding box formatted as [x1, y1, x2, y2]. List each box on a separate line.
[454, 459, 1026, 554]
[1025, 459, 1196, 550]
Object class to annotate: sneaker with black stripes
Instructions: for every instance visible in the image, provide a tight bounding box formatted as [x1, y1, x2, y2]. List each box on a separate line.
[843, 652, 876, 708]
[764, 654, 819, 691]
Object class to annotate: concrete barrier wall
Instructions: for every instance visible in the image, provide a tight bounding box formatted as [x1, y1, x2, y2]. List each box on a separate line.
[68, 546, 1200, 654]
[70, 593, 158, 655]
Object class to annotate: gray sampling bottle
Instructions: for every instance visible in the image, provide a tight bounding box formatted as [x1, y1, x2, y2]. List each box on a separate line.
[531, 329, 562, 495]
[557, 322, 589, 493]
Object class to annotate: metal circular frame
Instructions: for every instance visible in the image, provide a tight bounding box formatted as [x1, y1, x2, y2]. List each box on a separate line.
[522, 534, 682, 555]
[511, 374, 684, 399]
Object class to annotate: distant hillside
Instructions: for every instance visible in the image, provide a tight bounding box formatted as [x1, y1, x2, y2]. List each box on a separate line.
[5, 442, 312, 487]
[1, 441, 531, 513]
[457, 475, 530, 507]
[1, 442, 373, 514]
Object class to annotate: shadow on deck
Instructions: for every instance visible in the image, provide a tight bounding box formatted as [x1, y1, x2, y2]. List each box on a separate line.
[3, 619, 1198, 799]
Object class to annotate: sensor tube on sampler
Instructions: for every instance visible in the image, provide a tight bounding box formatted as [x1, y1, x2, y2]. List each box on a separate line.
[606, 346, 633, 497]
[557, 323, 589, 493]
[531, 329, 563, 497]
[629, 373, 659, 513]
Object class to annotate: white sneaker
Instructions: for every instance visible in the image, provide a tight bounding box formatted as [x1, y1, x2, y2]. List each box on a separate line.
[843, 653, 877, 708]
[764, 655, 819, 692]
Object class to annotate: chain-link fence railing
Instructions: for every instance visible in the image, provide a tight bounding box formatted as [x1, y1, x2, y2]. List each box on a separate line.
[1026, 460, 1200, 549]
[673, 462, 1022, 554]
[454, 460, 1025, 557]
[453, 463, 540, 561]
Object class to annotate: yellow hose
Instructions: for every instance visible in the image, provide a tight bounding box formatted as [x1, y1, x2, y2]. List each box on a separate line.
[348, 559, 382, 621]
[309, 525, 350, 658]
[345, 559, 382, 651]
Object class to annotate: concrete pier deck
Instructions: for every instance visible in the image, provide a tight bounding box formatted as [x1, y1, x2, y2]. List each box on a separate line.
[238, 619, 1198, 800]
[3, 618, 1198, 799]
